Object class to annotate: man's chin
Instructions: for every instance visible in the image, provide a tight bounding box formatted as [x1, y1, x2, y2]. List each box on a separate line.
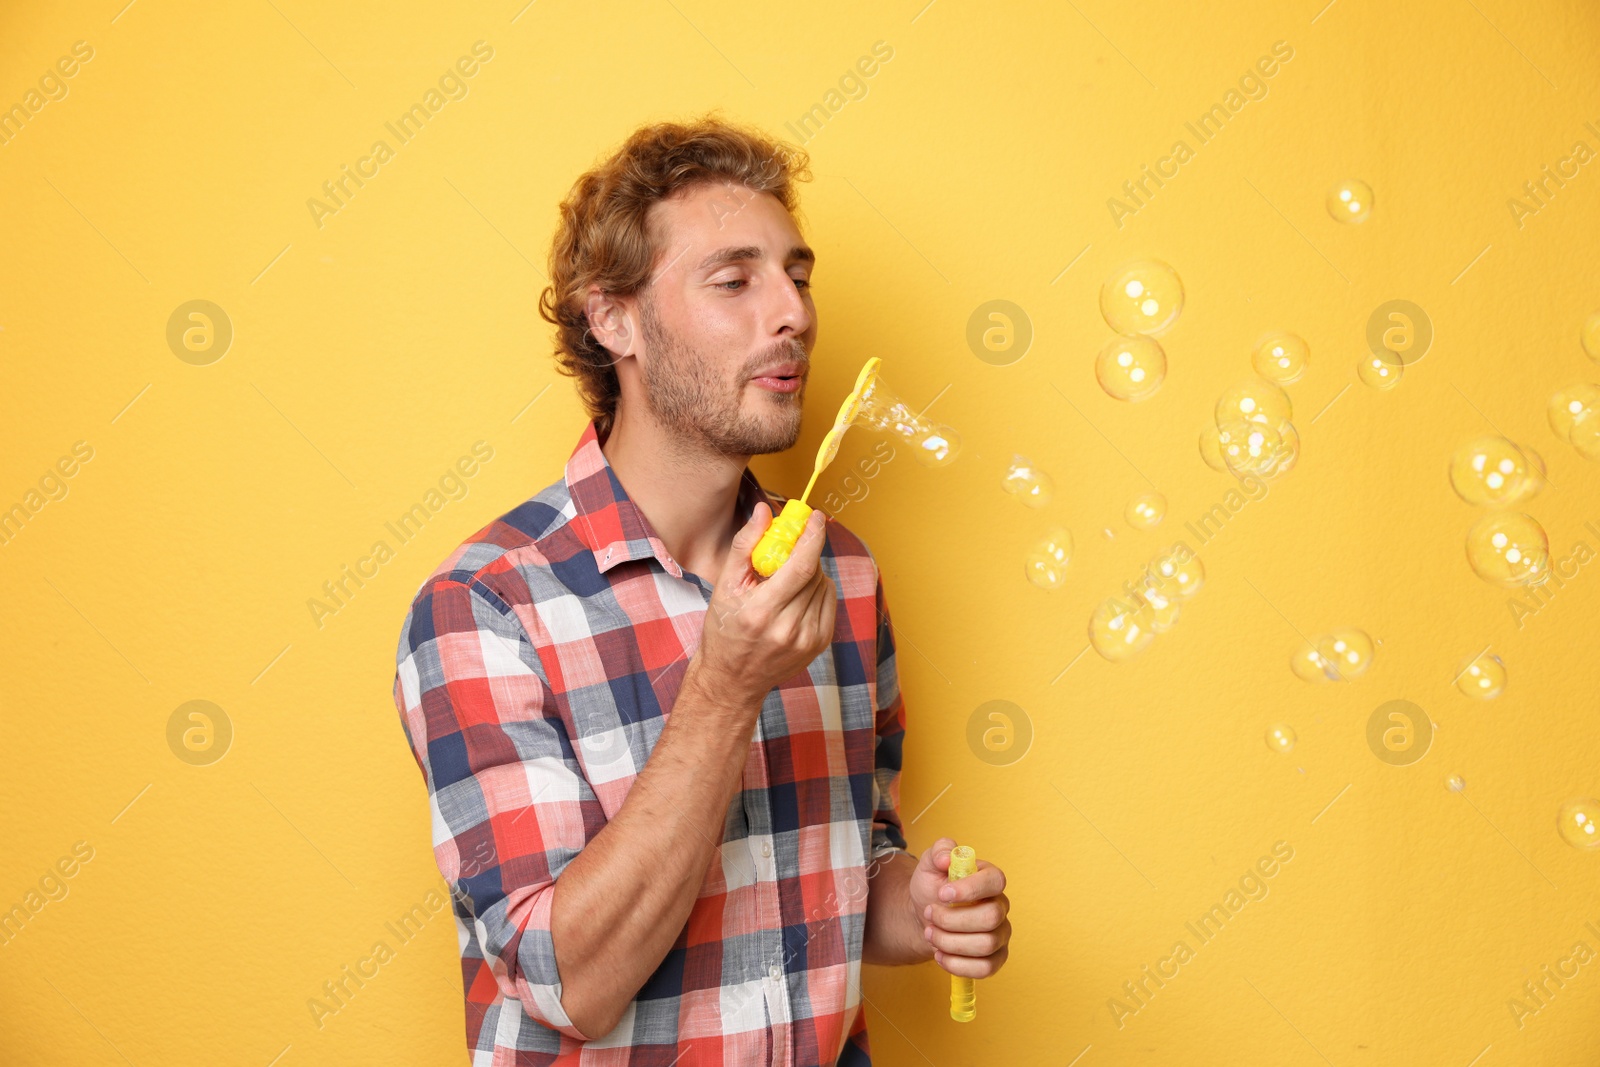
[736, 412, 804, 456]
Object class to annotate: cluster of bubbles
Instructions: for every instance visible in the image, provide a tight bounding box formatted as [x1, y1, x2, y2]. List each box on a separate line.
[1440, 312, 1600, 842]
[1327, 179, 1373, 225]
[1455, 652, 1507, 700]
[1199, 366, 1302, 481]
[1290, 628, 1377, 682]
[1021, 261, 1185, 592]
[1003, 457, 1071, 591]
[1088, 544, 1205, 661]
[1449, 436, 1551, 588]
[1096, 260, 1182, 401]
[852, 364, 962, 467]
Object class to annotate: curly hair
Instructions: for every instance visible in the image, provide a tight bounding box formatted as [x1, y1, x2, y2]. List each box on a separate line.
[537, 112, 813, 439]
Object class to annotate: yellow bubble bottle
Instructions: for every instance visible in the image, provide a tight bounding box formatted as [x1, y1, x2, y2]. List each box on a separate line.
[751, 356, 882, 577]
[947, 844, 978, 1022]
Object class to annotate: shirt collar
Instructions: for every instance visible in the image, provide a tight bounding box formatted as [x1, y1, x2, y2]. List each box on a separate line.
[562, 418, 776, 580]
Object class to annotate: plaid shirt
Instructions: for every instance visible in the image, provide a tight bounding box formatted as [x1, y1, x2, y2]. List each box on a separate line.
[392, 419, 910, 1065]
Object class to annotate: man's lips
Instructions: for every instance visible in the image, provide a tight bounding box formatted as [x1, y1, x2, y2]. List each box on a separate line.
[750, 358, 806, 393]
[751, 373, 803, 393]
[751, 361, 805, 379]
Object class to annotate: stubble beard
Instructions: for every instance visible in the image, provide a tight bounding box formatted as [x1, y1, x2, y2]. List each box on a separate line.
[639, 295, 805, 458]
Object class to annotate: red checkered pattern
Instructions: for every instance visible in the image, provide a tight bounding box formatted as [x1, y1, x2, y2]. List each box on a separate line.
[392, 419, 909, 1065]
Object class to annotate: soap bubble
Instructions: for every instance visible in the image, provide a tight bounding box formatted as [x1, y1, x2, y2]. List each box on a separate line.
[1002, 454, 1053, 507]
[1096, 335, 1167, 401]
[1292, 628, 1375, 682]
[1261, 421, 1301, 479]
[1449, 436, 1535, 507]
[1582, 310, 1600, 361]
[1466, 511, 1549, 586]
[1318, 629, 1375, 680]
[1357, 354, 1402, 390]
[913, 427, 960, 467]
[1100, 260, 1184, 337]
[1455, 652, 1506, 699]
[1327, 179, 1373, 224]
[1089, 595, 1157, 662]
[1198, 426, 1228, 471]
[1023, 527, 1072, 591]
[1265, 724, 1297, 754]
[1558, 799, 1600, 850]
[1547, 383, 1600, 443]
[1252, 332, 1310, 384]
[1446, 774, 1466, 793]
[1509, 447, 1546, 503]
[1217, 420, 1281, 474]
[1126, 492, 1166, 529]
[1573, 407, 1600, 461]
[1291, 644, 1338, 683]
[1215, 378, 1293, 429]
[855, 368, 962, 467]
[1148, 545, 1204, 599]
[1131, 573, 1183, 632]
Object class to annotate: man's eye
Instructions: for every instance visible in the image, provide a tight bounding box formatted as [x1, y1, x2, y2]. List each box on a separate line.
[793, 277, 811, 290]
[718, 279, 745, 291]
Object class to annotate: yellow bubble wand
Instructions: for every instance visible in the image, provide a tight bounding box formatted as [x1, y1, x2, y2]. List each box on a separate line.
[751, 356, 883, 577]
[947, 844, 977, 1022]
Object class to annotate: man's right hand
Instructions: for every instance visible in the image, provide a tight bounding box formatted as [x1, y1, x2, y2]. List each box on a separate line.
[693, 502, 837, 709]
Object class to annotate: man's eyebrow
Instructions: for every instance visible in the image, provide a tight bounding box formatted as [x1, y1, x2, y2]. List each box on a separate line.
[694, 244, 816, 272]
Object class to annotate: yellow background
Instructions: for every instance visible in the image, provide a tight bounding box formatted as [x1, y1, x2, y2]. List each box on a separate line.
[3, 0, 1599, 1063]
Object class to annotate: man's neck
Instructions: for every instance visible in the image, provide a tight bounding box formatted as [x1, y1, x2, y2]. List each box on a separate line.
[599, 407, 750, 584]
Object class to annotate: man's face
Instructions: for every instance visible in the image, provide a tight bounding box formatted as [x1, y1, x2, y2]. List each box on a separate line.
[633, 181, 817, 457]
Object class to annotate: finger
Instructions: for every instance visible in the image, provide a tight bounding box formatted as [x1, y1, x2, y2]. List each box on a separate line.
[926, 897, 1008, 933]
[938, 862, 1005, 905]
[785, 565, 830, 641]
[759, 508, 827, 603]
[919, 838, 957, 874]
[719, 502, 774, 587]
[812, 572, 837, 638]
[772, 550, 825, 623]
[933, 942, 1008, 980]
[926, 921, 1009, 960]
[814, 573, 838, 636]
[733, 500, 773, 550]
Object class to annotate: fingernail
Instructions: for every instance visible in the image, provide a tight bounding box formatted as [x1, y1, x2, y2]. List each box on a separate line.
[940, 887, 955, 901]
[923, 925, 932, 940]
[923, 905, 932, 920]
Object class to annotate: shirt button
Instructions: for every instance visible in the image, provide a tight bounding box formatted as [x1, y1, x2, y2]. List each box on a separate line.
[768, 965, 780, 979]
[761, 842, 772, 857]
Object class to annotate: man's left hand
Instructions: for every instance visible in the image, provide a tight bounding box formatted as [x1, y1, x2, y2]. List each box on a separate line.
[907, 837, 1011, 978]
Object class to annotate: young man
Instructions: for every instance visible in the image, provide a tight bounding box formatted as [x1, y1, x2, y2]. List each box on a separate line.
[392, 115, 1010, 1065]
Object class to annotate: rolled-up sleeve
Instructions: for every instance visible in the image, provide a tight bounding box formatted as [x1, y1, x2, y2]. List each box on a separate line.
[868, 567, 909, 859]
[393, 575, 601, 1042]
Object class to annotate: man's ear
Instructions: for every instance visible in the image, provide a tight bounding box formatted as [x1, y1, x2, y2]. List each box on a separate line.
[584, 286, 633, 366]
